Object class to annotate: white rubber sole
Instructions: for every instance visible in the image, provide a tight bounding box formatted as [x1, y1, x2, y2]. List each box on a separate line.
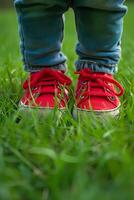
[73, 105, 120, 120]
[18, 102, 66, 118]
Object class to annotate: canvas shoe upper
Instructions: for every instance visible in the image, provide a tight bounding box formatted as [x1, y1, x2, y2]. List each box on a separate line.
[20, 68, 72, 110]
[74, 68, 124, 116]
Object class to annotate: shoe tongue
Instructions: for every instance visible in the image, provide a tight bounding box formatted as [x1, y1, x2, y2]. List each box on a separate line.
[92, 72, 113, 79]
[25, 68, 72, 89]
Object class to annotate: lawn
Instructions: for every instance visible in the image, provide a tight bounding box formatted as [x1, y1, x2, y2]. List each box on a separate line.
[0, 3, 134, 200]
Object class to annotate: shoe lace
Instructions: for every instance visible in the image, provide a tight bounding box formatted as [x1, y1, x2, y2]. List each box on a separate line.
[75, 68, 124, 104]
[23, 68, 72, 100]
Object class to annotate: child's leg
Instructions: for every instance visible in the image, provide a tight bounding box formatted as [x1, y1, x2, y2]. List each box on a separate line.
[14, 0, 69, 72]
[73, 0, 127, 117]
[73, 0, 127, 74]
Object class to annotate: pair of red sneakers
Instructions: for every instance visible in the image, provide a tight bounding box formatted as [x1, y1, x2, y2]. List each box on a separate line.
[20, 68, 124, 117]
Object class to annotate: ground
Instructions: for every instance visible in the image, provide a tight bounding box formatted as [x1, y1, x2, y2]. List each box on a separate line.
[0, 3, 134, 200]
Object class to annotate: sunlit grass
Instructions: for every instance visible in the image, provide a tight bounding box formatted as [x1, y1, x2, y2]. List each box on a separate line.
[0, 3, 134, 200]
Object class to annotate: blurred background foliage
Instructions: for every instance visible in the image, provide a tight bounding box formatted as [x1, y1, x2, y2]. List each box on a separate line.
[0, 0, 132, 8]
[1, 0, 12, 8]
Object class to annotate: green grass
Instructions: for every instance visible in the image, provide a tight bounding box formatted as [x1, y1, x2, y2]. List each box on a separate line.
[0, 3, 134, 200]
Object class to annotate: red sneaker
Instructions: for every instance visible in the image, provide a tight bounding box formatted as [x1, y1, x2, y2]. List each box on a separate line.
[19, 68, 72, 111]
[74, 68, 124, 117]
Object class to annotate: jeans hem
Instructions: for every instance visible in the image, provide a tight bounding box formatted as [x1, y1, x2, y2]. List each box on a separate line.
[75, 60, 118, 74]
[24, 63, 67, 72]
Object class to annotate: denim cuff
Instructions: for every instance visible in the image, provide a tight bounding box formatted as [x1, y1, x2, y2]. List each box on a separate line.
[75, 60, 118, 74]
[24, 63, 67, 72]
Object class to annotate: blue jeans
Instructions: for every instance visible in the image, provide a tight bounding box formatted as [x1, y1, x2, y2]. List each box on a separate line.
[14, 0, 127, 74]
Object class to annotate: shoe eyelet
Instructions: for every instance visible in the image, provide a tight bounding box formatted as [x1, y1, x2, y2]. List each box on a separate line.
[82, 81, 87, 85]
[80, 95, 85, 99]
[106, 88, 111, 93]
[107, 83, 111, 86]
[32, 87, 38, 91]
[58, 93, 63, 98]
[80, 86, 85, 91]
[109, 96, 115, 101]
